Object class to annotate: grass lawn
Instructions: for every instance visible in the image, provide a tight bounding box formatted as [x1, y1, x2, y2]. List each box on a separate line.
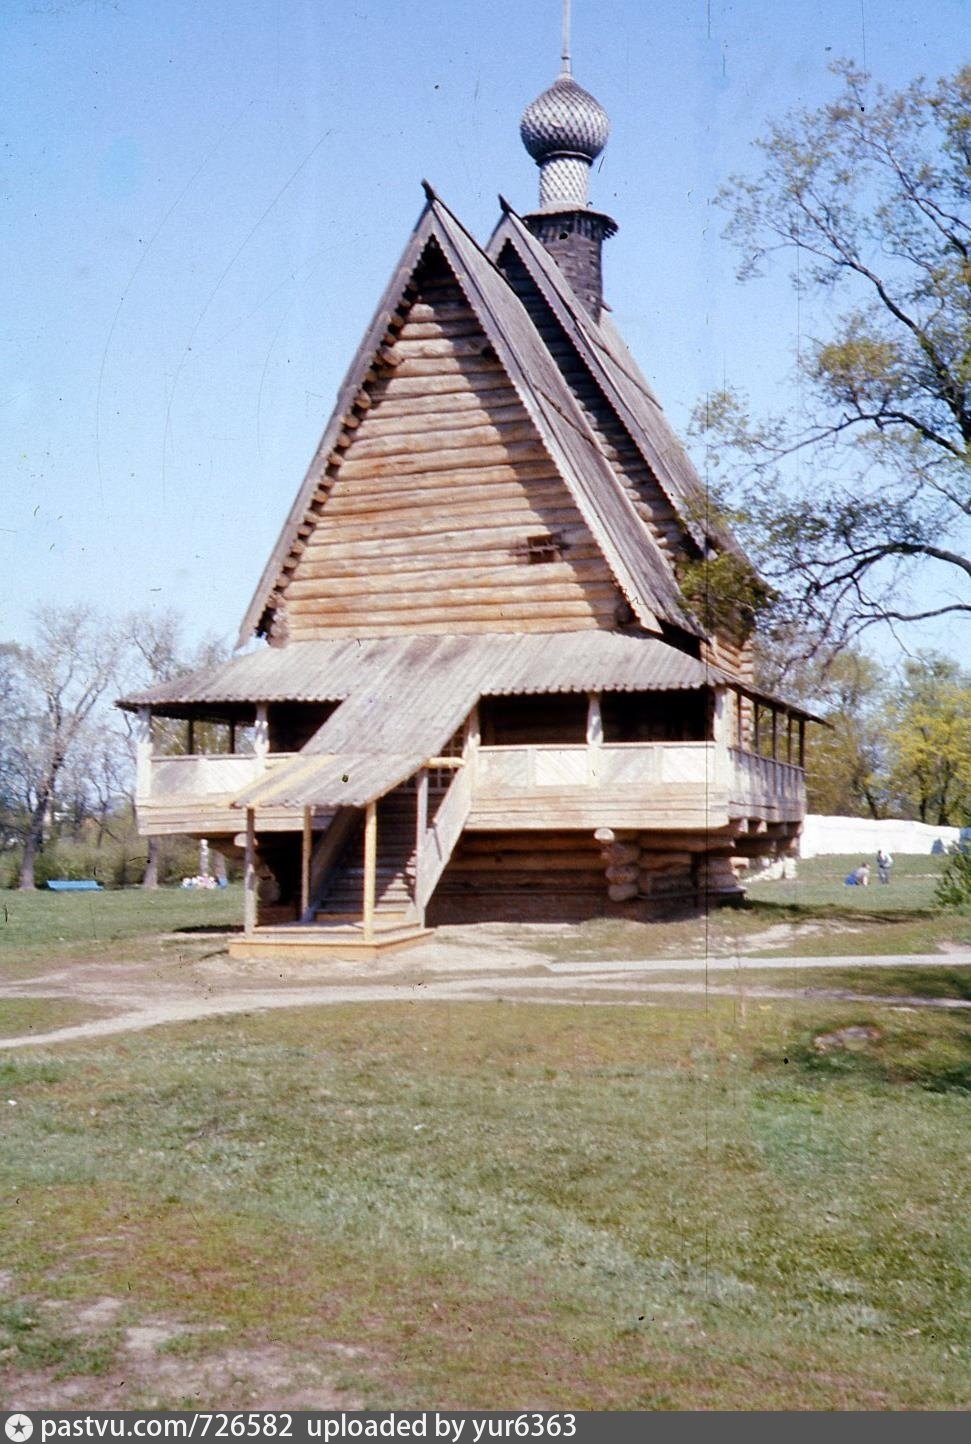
[2, 865, 970, 983]
[0, 884, 242, 975]
[0, 998, 968, 1409]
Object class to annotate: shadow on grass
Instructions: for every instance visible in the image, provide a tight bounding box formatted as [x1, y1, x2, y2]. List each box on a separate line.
[732, 897, 933, 927]
[170, 923, 244, 935]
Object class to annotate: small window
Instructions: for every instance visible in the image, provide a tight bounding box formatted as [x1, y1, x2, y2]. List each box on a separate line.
[520, 532, 563, 565]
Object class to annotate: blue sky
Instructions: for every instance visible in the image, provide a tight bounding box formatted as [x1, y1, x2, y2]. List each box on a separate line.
[2, 0, 965, 662]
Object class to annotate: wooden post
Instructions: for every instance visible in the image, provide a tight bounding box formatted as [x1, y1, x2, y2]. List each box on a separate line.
[362, 800, 377, 942]
[414, 769, 429, 925]
[135, 708, 152, 804]
[787, 715, 794, 764]
[244, 808, 257, 935]
[301, 807, 312, 917]
[229, 720, 237, 755]
[416, 768, 429, 846]
[586, 692, 602, 786]
[254, 704, 269, 766]
[464, 704, 480, 787]
[771, 709, 778, 762]
[187, 717, 195, 755]
[753, 703, 760, 756]
[711, 686, 731, 787]
[798, 719, 806, 769]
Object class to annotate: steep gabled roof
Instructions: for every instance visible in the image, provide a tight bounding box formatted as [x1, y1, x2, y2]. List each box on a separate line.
[237, 187, 704, 648]
[485, 204, 743, 560]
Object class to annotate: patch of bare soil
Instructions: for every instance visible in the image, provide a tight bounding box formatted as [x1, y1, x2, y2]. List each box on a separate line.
[721, 921, 861, 954]
[4, 1299, 364, 1410]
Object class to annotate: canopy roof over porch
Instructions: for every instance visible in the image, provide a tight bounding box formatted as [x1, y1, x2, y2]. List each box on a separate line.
[120, 632, 820, 813]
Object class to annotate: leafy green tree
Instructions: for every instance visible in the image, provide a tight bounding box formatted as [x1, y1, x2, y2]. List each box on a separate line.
[887, 653, 971, 825]
[755, 638, 890, 817]
[704, 62, 971, 648]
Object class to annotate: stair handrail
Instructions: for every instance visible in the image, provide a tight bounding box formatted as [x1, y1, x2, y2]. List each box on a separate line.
[414, 750, 473, 912]
[301, 806, 359, 922]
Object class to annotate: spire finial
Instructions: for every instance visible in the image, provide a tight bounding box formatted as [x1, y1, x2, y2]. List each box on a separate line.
[561, 0, 571, 76]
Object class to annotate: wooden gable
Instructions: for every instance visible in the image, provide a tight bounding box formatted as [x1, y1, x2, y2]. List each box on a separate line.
[264, 240, 627, 642]
[486, 208, 760, 683]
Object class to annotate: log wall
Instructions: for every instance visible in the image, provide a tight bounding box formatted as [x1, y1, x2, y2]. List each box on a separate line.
[275, 253, 624, 641]
[427, 830, 608, 923]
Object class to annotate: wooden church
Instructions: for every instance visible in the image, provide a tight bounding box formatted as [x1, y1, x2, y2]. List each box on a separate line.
[120, 35, 812, 956]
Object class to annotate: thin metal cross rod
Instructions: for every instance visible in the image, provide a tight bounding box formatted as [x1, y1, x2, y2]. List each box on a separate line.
[561, 0, 572, 74]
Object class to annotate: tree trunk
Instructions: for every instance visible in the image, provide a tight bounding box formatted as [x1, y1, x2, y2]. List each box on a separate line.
[19, 790, 50, 890]
[142, 836, 160, 890]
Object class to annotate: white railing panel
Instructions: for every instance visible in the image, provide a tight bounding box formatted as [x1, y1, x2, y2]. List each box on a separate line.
[476, 742, 721, 793]
[477, 748, 530, 789]
[148, 754, 266, 799]
[534, 749, 588, 786]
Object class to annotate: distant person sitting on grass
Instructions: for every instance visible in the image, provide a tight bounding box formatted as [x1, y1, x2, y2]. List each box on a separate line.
[876, 848, 893, 884]
[845, 863, 870, 886]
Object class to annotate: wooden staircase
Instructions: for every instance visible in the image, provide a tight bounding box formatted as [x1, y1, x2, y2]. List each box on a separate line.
[229, 755, 472, 961]
[315, 783, 423, 922]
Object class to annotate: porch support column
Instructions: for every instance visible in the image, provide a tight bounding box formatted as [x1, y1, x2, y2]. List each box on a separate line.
[464, 704, 481, 787]
[787, 714, 794, 764]
[362, 800, 378, 943]
[753, 703, 760, 756]
[301, 807, 312, 917]
[586, 692, 602, 784]
[414, 769, 429, 926]
[254, 704, 269, 767]
[135, 708, 152, 804]
[711, 685, 731, 787]
[798, 719, 806, 769]
[187, 717, 195, 756]
[771, 708, 779, 762]
[244, 807, 257, 935]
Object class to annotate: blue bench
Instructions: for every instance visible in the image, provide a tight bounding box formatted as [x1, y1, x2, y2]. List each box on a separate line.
[46, 879, 103, 891]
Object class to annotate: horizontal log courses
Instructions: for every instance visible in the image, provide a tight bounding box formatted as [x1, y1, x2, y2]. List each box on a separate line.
[281, 268, 624, 637]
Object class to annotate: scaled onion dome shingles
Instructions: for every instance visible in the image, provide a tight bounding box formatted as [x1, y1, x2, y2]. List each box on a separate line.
[520, 75, 610, 164]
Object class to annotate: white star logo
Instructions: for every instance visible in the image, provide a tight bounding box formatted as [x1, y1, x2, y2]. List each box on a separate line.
[4, 1417, 33, 1442]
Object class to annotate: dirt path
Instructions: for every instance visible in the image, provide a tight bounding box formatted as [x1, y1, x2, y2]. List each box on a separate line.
[2, 945, 969, 1050]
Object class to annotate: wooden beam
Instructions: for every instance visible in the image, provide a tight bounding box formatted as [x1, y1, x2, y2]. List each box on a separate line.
[414, 769, 429, 927]
[187, 717, 195, 756]
[254, 704, 269, 765]
[362, 801, 378, 944]
[134, 708, 152, 803]
[244, 809, 257, 935]
[771, 709, 779, 762]
[301, 807, 312, 916]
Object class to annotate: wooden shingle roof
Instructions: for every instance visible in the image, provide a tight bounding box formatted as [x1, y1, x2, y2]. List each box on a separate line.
[486, 203, 744, 560]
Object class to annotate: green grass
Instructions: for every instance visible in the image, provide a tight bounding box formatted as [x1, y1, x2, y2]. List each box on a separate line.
[742, 853, 971, 957]
[0, 1000, 968, 1409]
[0, 997, 108, 1038]
[0, 884, 242, 971]
[747, 852, 948, 910]
[738, 964, 971, 1003]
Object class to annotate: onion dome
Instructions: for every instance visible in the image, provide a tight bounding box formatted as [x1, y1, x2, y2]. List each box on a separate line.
[520, 74, 610, 165]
